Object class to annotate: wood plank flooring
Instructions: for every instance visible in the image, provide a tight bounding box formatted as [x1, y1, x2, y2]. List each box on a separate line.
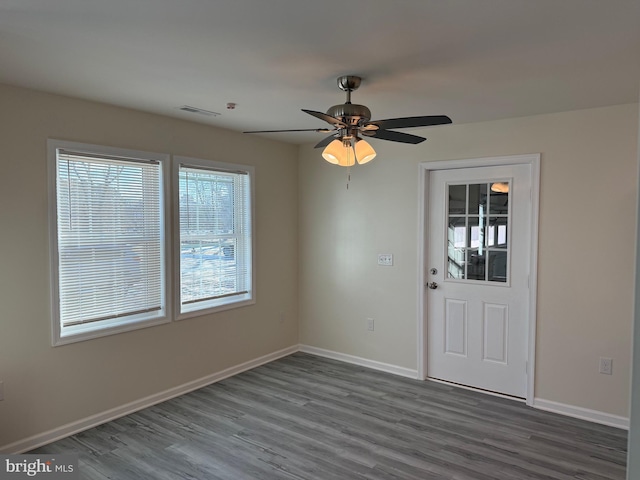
[32, 353, 628, 479]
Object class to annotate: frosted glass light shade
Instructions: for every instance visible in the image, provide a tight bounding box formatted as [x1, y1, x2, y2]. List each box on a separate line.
[322, 139, 355, 167]
[354, 139, 376, 164]
[322, 138, 376, 167]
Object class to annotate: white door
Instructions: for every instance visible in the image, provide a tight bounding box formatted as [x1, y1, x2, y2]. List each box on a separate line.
[427, 164, 532, 398]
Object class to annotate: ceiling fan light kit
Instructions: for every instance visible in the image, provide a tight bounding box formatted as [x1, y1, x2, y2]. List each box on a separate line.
[244, 75, 452, 167]
[322, 137, 377, 166]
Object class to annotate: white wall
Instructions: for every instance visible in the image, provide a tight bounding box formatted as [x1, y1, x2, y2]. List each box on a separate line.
[0, 83, 299, 449]
[299, 103, 639, 418]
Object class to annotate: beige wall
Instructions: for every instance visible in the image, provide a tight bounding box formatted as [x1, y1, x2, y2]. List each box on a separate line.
[299, 103, 639, 417]
[0, 83, 299, 448]
[1, 80, 637, 449]
[626, 96, 640, 479]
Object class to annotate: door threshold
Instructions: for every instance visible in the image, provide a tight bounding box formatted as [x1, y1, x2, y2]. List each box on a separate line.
[426, 376, 526, 403]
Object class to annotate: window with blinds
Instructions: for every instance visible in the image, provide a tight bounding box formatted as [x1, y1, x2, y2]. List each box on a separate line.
[176, 159, 254, 316]
[49, 140, 168, 344]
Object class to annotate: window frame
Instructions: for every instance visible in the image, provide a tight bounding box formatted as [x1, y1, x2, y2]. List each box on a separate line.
[172, 156, 256, 320]
[47, 139, 172, 346]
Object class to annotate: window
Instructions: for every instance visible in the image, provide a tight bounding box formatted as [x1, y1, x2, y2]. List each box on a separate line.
[48, 140, 169, 345]
[48, 142, 254, 344]
[174, 157, 254, 318]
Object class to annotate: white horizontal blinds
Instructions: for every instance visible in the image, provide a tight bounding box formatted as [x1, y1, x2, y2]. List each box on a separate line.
[179, 165, 251, 308]
[56, 150, 164, 327]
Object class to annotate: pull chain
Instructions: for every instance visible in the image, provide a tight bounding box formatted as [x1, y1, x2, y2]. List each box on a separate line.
[346, 139, 354, 189]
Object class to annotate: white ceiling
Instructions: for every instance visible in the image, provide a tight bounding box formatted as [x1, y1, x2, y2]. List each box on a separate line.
[1, 0, 639, 144]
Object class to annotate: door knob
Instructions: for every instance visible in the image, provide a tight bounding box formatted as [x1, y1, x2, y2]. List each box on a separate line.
[427, 282, 438, 290]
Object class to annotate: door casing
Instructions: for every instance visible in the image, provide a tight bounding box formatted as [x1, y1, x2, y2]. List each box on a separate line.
[418, 154, 540, 406]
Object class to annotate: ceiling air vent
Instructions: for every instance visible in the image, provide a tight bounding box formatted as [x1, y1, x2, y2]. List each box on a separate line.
[178, 105, 221, 117]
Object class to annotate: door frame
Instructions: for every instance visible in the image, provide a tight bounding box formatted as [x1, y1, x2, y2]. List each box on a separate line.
[417, 154, 540, 406]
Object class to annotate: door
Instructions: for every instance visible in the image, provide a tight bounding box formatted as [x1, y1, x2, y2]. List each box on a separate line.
[426, 163, 532, 398]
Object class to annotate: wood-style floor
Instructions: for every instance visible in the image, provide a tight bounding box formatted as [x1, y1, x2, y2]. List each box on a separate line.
[32, 353, 628, 479]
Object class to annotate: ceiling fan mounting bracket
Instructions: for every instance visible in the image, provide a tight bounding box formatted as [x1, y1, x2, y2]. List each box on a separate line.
[337, 75, 361, 92]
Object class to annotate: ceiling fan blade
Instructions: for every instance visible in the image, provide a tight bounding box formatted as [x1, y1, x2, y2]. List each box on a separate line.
[314, 134, 339, 149]
[244, 128, 333, 133]
[302, 109, 348, 128]
[367, 115, 452, 130]
[369, 129, 426, 144]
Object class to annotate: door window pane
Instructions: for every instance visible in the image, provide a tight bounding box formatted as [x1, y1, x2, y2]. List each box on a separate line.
[448, 184, 466, 214]
[487, 217, 508, 248]
[468, 217, 484, 250]
[448, 248, 465, 279]
[448, 215, 466, 278]
[488, 251, 508, 282]
[448, 216, 466, 248]
[468, 183, 487, 215]
[446, 181, 510, 284]
[489, 183, 509, 214]
[467, 249, 485, 281]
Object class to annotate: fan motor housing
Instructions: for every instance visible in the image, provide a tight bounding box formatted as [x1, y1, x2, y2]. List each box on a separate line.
[326, 103, 371, 126]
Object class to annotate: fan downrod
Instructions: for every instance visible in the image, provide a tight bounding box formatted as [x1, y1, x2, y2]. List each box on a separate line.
[327, 75, 370, 126]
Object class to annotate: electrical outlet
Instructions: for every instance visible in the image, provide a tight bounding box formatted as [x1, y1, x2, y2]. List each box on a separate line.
[599, 357, 613, 375]
[378, 254, 393, 266]
[0, 381, 4, 401]
[279, 311, 285, 324]
[366, 318, 375, 331]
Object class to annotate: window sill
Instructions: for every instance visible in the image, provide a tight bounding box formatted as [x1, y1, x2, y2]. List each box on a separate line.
[176, 296, 255, 321]
[53, 314, 170, 346]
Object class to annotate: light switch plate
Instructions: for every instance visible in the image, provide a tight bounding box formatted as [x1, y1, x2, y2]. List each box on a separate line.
[378, 254, 393, 266]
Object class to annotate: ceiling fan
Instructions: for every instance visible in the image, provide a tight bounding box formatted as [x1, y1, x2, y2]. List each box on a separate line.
[244, 75, 452, 166]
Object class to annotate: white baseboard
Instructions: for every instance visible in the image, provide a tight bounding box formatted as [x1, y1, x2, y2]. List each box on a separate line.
[533, 398, 629, 430]
[1, 345, 299, 454]
[299, 344, 419, 379]
[3, 345, 628, 453]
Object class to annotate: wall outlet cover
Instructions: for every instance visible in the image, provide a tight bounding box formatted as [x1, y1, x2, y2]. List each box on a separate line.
[599, 357, 613, 375]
